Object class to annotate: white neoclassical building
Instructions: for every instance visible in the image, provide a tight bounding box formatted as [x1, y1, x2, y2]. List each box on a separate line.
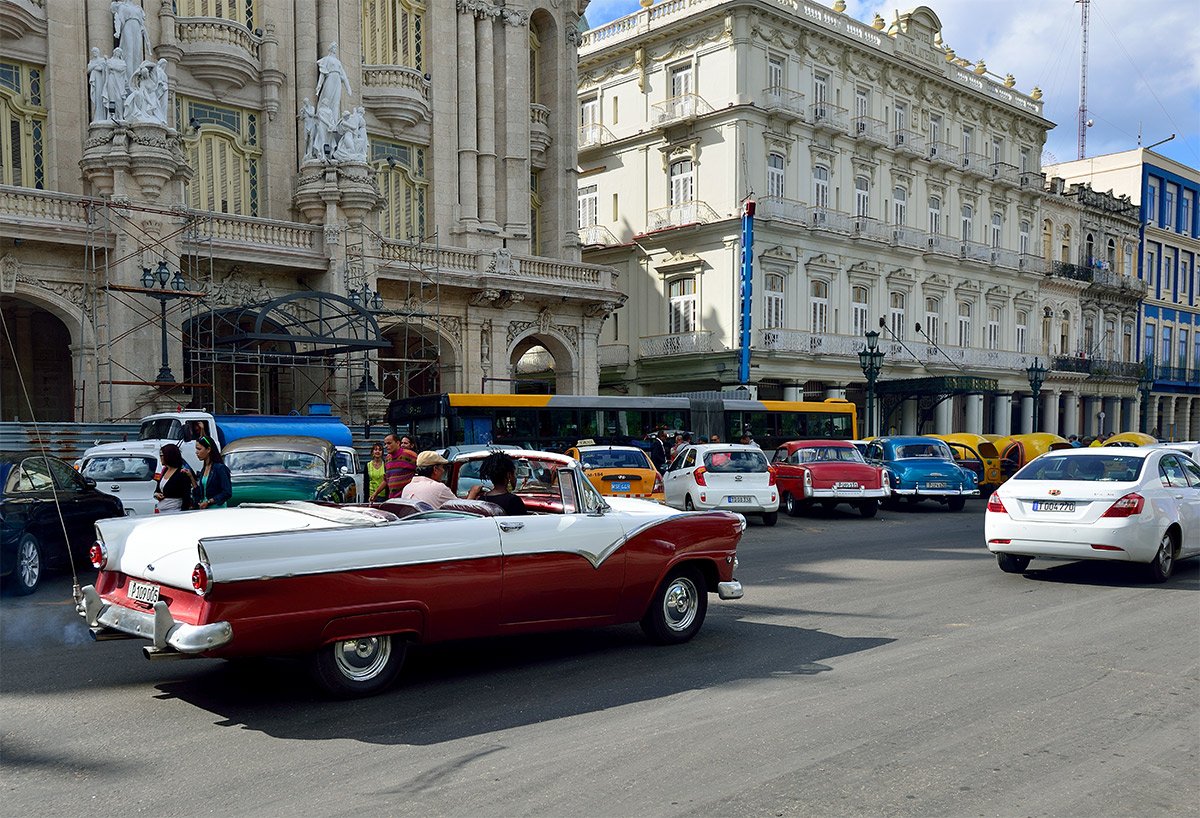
[0, 0, 619, 424]
[577, 0, 1148, 436]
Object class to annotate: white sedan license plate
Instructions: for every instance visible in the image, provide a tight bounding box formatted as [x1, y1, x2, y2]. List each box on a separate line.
[127, 579, 160, 605]
[727, 495, 755, 504]
[1033, 501, 1075, 513]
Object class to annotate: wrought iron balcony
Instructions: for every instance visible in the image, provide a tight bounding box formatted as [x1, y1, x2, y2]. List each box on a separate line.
[928, 141, 959, 166]
[1049, 260, 1093, 282]
[645, 200, 720, 232]
[925, 233, 959, 256]
[990, 248, 1020, 269]
[991, 162, 1020, 186]
[756, 196, 808, 225]
[761, 86, 805, 120]
[1087, 268, 1149, 295]
[578, 224, 619, 247]
[1053, 355, 1145, 379]
[1154, 364, 1193, 383]
[1019, 254, 1047, 274]
[852, 216, 890, 242]
[852, 116, 888, 145]
[807, 206, 853, 233]
[891, 129, 926, 156]
[598, 343, 630, 368]
[961, 152, 990, 176]
[1020, 171, 1046, 190]
[891, 225, 928, 250]
[808, 103, 849, 133]
[962, 240, 991, 263]
[578, 122, 615, 151]
[651, 93, 712, 128]
[639, 331, 713, 358]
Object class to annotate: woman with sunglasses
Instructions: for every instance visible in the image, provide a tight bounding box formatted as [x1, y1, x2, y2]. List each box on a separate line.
[192, 435, 233, 509]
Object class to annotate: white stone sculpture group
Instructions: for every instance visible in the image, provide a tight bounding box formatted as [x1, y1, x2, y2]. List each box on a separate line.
[301, 44, 367, 163]
[87, 0, 169, 126]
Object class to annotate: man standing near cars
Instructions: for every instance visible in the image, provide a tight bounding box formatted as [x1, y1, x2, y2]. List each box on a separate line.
[381, 433, 418, 499]
[401, 451, 457, 508]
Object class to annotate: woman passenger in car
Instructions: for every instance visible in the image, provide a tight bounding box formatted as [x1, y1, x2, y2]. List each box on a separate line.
[469, 452, 527, 516]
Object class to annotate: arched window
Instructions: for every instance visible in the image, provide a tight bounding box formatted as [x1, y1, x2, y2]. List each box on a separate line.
[361, 0, 424, 69]
[180, 0, 258, 27]
[854, 175, 870, 217]
[371, 138, 428, 239]
[810, 280, 829, 333]
[1085, 232, 1095, 265]
[893, 185, 907, 225]
[767, 153, 785, 199]
[530, 170, 542, 253]
[669, 158, 694, 206]
[1042, 219, 1053, 260]
[889, 291, 906, 340]
[961, 204, 974, 241]
[0, 59, 47, 188]
[764, 273, 785, 329]
[1016, 310, 1028, 353]
[1019, 220, 1031, 255]
[852, 286, 870, 336]
[1084, 314, 1096, 353]
[987, 306, 1001, 350]
[1061, 224, 1071, 263]
[924, 297, 941, 344]
[813, 165, 830, 209]
[182, 97, 261, 216]
[928, 196, 942, 235]
[1060, 310, 1071, 354]
[1107, 237, 1117, 269]
[991, 212, 1003, 247]
[957, 301, 972, 347]
[668, 277, 696, 334]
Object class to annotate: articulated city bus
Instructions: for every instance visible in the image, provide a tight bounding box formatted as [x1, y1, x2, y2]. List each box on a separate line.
[387, 393, 857, 453]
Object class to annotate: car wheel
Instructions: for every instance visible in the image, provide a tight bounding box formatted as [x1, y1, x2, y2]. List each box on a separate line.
[1146, 530, 1176, 583]
[859, 499, 878, 518]
[308, 634, 406, 697]
[641, 564, 708, 645]
[947, 496, 966, 512]
[10, 533, 43, 596]
[684, 495, 696, 511]
[784, 492, 803, 517]
[997, 553, 1031, 574]
[761, 510, 778, 527]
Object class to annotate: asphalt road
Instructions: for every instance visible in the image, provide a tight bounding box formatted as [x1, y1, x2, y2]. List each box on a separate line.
[2, 501, 1198, 818]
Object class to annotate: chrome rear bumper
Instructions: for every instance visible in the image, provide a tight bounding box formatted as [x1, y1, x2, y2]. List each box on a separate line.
[717, 580, 744, 600]
[77, 585, 233, 654]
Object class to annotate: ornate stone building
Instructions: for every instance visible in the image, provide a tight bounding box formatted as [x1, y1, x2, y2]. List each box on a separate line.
[575, 0, 1155, 437]
[0, 0, 619, 424]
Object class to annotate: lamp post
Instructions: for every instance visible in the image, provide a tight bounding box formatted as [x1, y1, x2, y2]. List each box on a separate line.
[140, 260, 187, 383]
[1137, 364, 1153, 434]
[348, 282, 384, 311]
[1026, 357, 1047, 433]
[858, 330, 885, 438]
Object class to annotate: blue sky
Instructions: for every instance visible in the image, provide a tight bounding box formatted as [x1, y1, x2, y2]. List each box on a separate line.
[583, 0, 1199, 170]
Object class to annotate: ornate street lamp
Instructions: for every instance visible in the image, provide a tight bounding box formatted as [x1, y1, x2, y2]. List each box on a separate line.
[1137, 363, 1154, 435]
[1026, 357, 1047, 433]
[140, 260, 187, 383]
[349, 282, 384, 311]
[858, 329, 885, 438]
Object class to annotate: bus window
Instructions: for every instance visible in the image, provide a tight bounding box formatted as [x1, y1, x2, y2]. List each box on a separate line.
[538, 409, 581, 444]
[457, 414, 494, 445]
[493, 408, 538, 443]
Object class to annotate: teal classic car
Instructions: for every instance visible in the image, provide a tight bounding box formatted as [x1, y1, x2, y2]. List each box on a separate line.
[865, 436, 979, 511]
[222, 436, 357, 506]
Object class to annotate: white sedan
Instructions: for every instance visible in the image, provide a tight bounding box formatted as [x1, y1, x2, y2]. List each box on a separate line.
[663, 443, 779, 526]
[985, 447, 1200, 581]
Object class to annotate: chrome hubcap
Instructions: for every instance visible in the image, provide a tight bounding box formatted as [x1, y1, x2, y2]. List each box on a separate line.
[1158, 535, 1173, 574]
[18, 538, 39, 588]
[332, 636, 391, 681]
[662, 577, 698, 633]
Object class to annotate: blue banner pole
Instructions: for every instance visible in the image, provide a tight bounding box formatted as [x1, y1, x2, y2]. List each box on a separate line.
[739, 199, 755, 385]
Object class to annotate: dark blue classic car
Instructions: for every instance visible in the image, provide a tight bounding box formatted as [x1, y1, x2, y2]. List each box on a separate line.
[865, 437, 979, 511]
[1, 452, 125, 595]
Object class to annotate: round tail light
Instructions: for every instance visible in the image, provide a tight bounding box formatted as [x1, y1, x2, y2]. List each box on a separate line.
[191, 562, 212, 596]
[89, 542, 107, 570]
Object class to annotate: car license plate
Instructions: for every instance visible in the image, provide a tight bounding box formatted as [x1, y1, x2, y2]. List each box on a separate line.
[924, 481, 949, 489]
[834, 482, 861, 489]
[127, 579, 160, 605]
[611, 481, 631, 492]
[727, 495, 754, 503]
[1032, 501, 1075, 513]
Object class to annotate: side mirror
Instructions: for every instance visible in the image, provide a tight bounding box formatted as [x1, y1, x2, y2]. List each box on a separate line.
[83, 477, 97, 488]
[339, 465, 349, 475]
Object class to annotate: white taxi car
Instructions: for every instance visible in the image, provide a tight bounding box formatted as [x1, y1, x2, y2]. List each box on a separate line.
[664, 443, 779, 526]
[985, 447, 1200, 581]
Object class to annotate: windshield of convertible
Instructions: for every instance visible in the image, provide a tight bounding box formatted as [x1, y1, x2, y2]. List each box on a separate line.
[798, 446, 864, 464]
[895, 442, 953, 460]
[1015, 454, 1144, 482]
[225, 450, 327, 478]
[581, 449, 651, 470]
[455, 456, 563, 497]
[703, 450, 769, 473]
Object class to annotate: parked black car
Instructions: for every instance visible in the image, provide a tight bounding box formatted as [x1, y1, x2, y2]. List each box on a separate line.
[1, 452, 125, 595]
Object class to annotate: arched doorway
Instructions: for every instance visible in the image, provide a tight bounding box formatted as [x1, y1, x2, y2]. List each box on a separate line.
[380, 324, 454, 399]
[509, 332, 575, 394]
[0, 296, 74, 421]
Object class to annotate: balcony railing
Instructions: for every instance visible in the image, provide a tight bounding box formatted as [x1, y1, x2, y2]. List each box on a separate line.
[1020, 171, 1046, 190]
[640, 331, 713, 358]
[578, 224, 619, 246]
[962, 240, 991, 263]
[990, 248, 1020, 269]
[756, 196, 807, 225]
[991, 162, 1020, 186]
[852, 116, 888, 145]
[928, 141, 959, 166]
[579, 122, 615, 150]
[852, 216, 890, 242]
[646, 200, 720, 231]
[757, 329, 1038, 371]
[530, 103, 552, 154]
[892, 225, 928, 250]
[651, 93, 712, 127]
[808, 102, 849, 133]
[1019, 254, 1047, 274]
[926, 233, 959, 256]
[1049, 260, 1093, 282]
[1154, 364, 1193, 383]
[807, 206, 853, 233]
[762, 86, 805, 120]
[961, 152, 990, 176]
[1053, 355, 1146, 379]
[598, 343, 630, 368]
[1088, 268, 1149, 295]
[891, 129, 926, 156]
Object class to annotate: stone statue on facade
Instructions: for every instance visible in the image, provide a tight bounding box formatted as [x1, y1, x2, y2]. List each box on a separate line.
[314, 43, 352, 158]
[111, 0, 150, 83]
[332, 106, 368, 162]
[102, 47, 127, 120]
[124, 59, 168, 125]
[153, 58, 170, 123]
[299, 97, 320, 159]
[87, 47, 108, 123]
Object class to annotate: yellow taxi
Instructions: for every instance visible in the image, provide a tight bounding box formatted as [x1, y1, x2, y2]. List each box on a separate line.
[564, 441, 665, 503]
[928, 433, 1004, 495]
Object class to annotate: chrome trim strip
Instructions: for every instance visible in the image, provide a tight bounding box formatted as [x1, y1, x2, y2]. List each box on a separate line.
[78, 585, 233, 653]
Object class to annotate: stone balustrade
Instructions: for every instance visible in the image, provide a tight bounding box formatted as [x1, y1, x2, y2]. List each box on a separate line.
[176, 17, 261, 54]
[378, 239, 616, 293]
[184, 212, 323, 258]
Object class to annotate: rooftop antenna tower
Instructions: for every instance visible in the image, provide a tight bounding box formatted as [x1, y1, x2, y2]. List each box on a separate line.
[1076, 0, 1090, 159]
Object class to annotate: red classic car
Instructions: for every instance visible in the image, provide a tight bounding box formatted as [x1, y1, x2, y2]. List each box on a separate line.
[77, 453, 744, 697]
[769, 439, 889, 518]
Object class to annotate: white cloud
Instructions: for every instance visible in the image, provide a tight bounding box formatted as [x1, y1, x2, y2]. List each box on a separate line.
[584, 0, 1199, 168]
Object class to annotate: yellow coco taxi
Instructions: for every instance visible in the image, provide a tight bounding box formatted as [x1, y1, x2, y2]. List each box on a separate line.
[1103, 432, 1157, 447]
[995, 433, 1072, 477]
[564, 442, 665, 503]
[929, 433, 1004, 495]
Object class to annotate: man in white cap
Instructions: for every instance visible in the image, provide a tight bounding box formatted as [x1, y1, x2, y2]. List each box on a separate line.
[400, 450, 457, 508]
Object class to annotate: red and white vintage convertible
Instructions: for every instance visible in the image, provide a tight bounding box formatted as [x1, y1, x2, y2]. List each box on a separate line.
[770, 439, 889, 518]
[77, 452, 745, 696]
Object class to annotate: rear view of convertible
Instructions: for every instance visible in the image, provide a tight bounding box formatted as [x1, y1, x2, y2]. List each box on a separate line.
[78, 455, 744, 696]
